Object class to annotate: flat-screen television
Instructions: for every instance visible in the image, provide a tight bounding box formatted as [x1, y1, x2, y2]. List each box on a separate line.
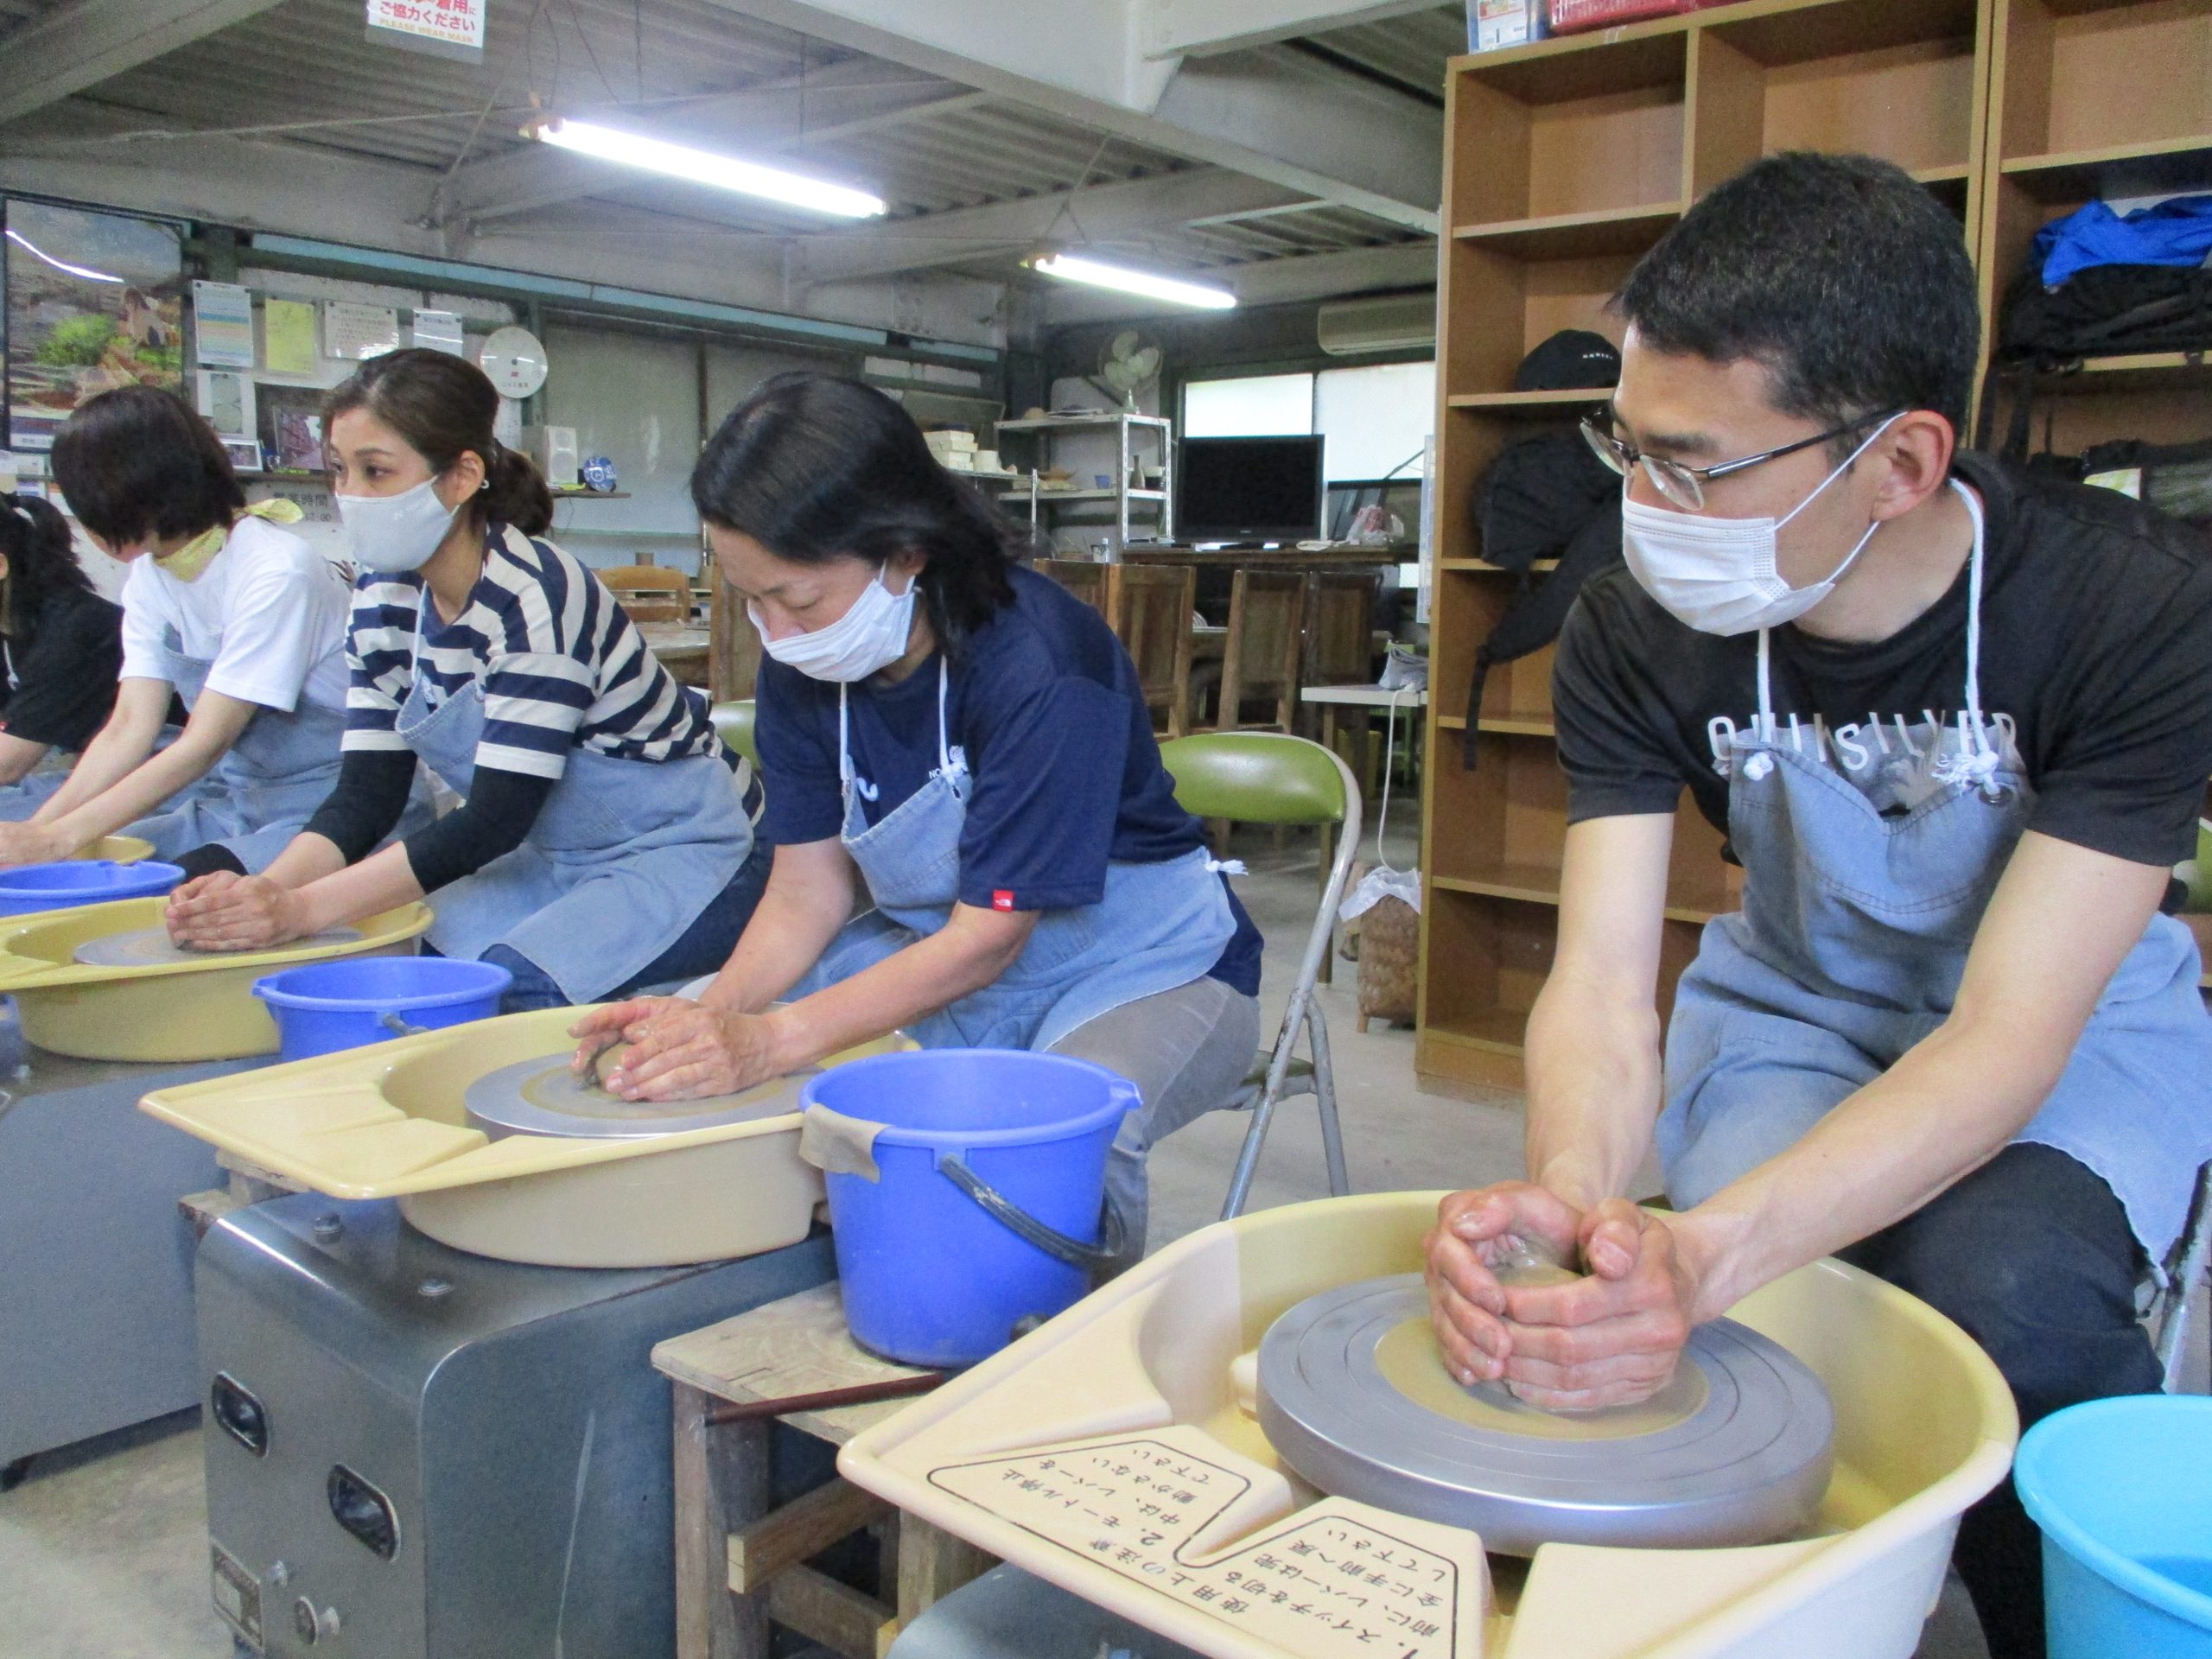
[1177, 435, 1325, 544]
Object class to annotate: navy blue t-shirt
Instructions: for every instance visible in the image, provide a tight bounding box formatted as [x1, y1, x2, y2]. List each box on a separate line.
[756, 564, 1262, 995]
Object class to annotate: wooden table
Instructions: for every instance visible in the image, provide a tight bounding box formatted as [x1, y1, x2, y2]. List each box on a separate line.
[641, 622, 712, 688]
[652, 1283, 993, 1659]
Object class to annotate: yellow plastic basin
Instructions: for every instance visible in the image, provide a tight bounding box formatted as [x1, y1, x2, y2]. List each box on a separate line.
[0, 896, 431, 1061]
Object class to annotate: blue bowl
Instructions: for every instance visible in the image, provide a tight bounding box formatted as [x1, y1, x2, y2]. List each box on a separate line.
[0, 859, 185, 918]
[252, 957, 513, 1061]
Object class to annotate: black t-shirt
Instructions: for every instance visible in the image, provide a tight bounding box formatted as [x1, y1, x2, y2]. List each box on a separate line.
[758, 564, 1262, 995]
[1554, 451, 2212, 871]
[0, 586, 124, 753]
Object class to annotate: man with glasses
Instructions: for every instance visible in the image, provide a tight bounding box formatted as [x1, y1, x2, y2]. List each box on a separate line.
[1425, 151, 2212, 1659]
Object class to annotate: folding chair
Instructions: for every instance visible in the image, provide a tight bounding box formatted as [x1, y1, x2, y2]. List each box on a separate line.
[2150, 1160, 2212, 1392]
[1159, 732, 1361, 1220]
[709, 699, 758, 768]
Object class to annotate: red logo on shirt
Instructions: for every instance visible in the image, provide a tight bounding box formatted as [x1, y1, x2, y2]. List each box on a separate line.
[992, 890, 1015, 912]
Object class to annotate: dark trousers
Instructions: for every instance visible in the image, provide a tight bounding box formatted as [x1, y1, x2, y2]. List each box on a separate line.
[1839, 1142, 2163, 1659]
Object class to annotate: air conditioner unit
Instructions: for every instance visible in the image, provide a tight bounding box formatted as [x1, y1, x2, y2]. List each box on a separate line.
[1317, 293, 1436, 356]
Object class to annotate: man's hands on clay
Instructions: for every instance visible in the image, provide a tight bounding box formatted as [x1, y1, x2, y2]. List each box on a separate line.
[1425, 1185, 1707, 1410]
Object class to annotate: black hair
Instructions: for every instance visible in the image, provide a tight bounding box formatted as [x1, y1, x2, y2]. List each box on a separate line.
[0, 493, 94, 638]
[322, 347, 554, 537]
[51, 385, 246, 549]
[692, 374, 1020, 657]
[1614, 151, 1980, 449]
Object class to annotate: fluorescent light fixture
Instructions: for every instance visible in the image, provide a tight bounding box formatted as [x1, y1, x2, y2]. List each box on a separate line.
[1030, 252, 1236, 310]
[5, 228, 123, 283]
[532, 117, 886, 219]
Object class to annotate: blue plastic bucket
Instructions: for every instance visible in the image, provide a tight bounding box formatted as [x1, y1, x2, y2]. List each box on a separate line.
[251, 957, 513, 1062]
[0, 859, 184, 918]
[803, 1049, 1141, 1368]
[2018, 1395, 2212, 1659]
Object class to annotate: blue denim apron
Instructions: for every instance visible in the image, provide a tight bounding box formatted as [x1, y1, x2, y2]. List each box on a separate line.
[796, 662, 1237, 1052]
[1659, 484, 2212, 1262]
[121, 632, 423, 874]
[396, 641, 755, 1005]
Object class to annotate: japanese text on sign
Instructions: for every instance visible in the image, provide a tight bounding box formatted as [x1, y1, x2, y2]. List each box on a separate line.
[366, 0, 485, 55]
[930, 1438, 1477, 1659]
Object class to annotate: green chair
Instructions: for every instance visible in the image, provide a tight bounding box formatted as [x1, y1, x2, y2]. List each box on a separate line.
[711, 699, 759, 768]
[1159, 732, 1361, 1219]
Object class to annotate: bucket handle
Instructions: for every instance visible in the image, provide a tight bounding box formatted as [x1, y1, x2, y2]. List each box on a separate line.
[936, 1152, 1125, 1272]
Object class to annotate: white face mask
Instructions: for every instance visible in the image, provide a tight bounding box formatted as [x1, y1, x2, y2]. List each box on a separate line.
[749, 566, 918, 683]
[336, 476, 461, 575]
[1621, 416, 1900, 636]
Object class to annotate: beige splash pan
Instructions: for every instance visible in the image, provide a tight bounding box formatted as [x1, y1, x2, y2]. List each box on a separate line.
[78, 836, 156, 862]
[141, 1006, 910, 1268]
[0, 896, 431, 1061]
[839, 1192, 2017, 1659]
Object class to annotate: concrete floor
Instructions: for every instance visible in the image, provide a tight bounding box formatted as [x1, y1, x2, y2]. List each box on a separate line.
[0, 820, 2019, 1658]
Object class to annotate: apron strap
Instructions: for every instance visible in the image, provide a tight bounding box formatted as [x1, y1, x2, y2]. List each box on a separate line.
[933, 658, 958, 778]
[1755, 626, 1776, 742]
[836, 682, 855, 790]
[1931, 481, 2001, 791]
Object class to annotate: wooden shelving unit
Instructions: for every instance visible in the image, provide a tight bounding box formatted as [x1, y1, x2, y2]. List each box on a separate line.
[1419, 0, 1998, 1096]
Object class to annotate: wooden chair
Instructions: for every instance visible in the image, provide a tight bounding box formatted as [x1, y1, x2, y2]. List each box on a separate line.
[599, 563, 690, 626]
[1302, 571, 1382, 689]
[1039, 558, 1113, 621]
[1108, 563, 1196, 739]
[1216, 570, 1306, 734]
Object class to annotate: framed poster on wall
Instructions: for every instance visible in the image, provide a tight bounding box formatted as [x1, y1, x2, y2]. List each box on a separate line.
[3, 200, 185, 451]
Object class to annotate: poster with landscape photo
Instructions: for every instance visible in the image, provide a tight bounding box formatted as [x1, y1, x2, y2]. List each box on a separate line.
[3, 200, 185, 451]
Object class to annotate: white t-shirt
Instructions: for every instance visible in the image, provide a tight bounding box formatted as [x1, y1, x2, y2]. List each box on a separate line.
[118, 517, 352, 714]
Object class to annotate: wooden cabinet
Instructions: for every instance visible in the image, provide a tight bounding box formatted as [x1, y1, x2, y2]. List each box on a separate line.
[1421, 0, 2018, 1095]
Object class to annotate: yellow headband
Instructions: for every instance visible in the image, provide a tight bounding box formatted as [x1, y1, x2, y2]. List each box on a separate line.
[154, 498, 306, 582]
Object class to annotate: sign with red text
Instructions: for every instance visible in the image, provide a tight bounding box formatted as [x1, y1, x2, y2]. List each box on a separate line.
[365, 0, 485, 62]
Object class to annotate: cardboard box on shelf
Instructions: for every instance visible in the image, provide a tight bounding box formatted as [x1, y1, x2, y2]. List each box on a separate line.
[1467, 0, 1546, 51]
[1547, 0, 1694, 31]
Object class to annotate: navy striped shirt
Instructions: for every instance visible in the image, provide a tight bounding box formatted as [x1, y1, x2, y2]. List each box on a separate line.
[345, 524, 757, 813]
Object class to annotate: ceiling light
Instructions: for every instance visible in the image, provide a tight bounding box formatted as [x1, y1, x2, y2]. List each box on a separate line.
[531, 116, 886, 219]
[5, 228, 123, 283]
[1030, 252, 1236, 310]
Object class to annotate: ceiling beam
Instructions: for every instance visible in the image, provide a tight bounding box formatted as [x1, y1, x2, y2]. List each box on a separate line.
[698, 0, 1440, 231]
[795, 167, 1306, 284]
[1139, 0, 1446, 60]
[441, 58, 984, 226]
[0, 0, 287, 124]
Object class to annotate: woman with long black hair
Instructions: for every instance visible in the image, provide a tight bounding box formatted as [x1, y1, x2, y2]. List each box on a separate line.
[167, 349, 770, 1013]
[571, 372, 1264, 1259]
[0, 491, 126, 817]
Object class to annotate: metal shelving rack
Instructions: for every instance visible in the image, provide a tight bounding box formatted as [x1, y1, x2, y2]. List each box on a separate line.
[990, 412, 1175, 556]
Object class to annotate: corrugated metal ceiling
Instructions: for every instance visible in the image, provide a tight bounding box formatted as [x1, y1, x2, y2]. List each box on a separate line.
[2, 0, 1446, 282]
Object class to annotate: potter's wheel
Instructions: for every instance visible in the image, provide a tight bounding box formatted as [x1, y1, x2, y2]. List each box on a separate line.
[1256, 1273, 1834, 1554]
[461, 1055, 810, 1140]
[73, 925, 363, 967]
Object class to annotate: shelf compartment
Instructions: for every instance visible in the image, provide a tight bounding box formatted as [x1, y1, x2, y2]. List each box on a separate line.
[1452, 204, 1684, 259]
[1434, 556, 1566, 572]
[1428, 731, 1570, 889]
[1692, 4, 1980, 192]
[1445, 390, 1616, 416]
[1993, 0, 2211, 170]
[1997, 136, 2212, 200]
[2032, 352, 2212, 393]
[1442, 242, 1653, 398]
[1449, 32, 1689, 227]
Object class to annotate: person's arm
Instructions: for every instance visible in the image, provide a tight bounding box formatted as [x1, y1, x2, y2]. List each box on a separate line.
[1490, 830, 2171, 1408]
[1426, 812, 1675, 1389]
[0, 733, 51, 786]
[703, 838, 863, 1012]
[0, 679, 251, 866]
[25, 677, 169, 823]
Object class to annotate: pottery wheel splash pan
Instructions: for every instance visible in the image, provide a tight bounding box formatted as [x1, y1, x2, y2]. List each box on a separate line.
[1257, 1272, 1834, 1554]
[140, 1005, 913, 1268]
[0, 896, 429, 1062]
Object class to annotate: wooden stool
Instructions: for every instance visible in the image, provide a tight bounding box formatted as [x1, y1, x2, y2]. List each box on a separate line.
[652, 1283, 995, 1659]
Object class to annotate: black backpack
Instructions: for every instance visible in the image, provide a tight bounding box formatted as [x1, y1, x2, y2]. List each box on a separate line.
[1987, 264, 2212, 459]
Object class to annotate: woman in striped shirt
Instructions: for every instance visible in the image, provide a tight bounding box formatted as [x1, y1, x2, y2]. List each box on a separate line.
[166, 349, 768, 1013]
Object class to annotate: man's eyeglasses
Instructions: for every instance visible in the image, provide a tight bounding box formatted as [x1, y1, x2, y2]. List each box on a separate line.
[1580, 410, 1903, 512]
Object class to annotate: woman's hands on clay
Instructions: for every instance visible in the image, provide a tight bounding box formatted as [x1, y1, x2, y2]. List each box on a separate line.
[165, 872, 308, 952]
[568, 998, 789, 1102]
[1426, 1185, 1703, 1411]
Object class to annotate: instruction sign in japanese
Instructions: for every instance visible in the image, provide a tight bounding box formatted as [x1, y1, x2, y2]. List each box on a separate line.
[930, 1434, 1484, 1659]
[365, 0, 485, 62]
